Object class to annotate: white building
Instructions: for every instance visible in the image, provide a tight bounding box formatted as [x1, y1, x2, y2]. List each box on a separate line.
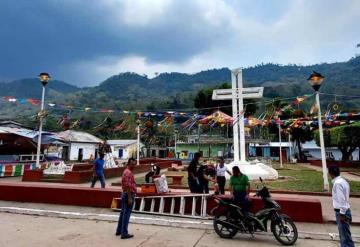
[249, 142, 293, 161]
[106, 139, 137, 159]
[301, 140, 359, 161]
[57, 130, 103, 161]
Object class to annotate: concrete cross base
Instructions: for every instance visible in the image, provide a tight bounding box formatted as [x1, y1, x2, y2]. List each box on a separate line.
[225, 161, 279, 180]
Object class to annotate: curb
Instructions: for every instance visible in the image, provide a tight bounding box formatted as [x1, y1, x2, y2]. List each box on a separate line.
[324, 219, 360, 227]
[166, 186, 360, 198]
[1, 206, 360, 243]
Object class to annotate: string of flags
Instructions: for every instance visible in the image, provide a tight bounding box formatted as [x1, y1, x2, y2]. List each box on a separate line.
[0, 93, 319, 118]
[1, 96, 198, 117]
[279, 94, 313, 113]
[2, 94, 360, 131]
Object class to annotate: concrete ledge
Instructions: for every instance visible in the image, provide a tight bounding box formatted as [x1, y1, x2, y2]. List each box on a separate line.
[112, 193, 323, 223]
[0, 182, 322, 223]
[0, 183, 120, 207]
[22, 169, 43, 182]
[252, 196, 323, 223]
[309, 160, 360, 168]
[23, 159, 181, 184]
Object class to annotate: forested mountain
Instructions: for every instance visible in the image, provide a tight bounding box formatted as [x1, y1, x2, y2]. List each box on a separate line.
[1, 56, 360, 120]
[0, 78, 79, 98]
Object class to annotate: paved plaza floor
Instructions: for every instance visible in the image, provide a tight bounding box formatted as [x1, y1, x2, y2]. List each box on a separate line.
[0, 211, 354, 247]
[1, 200, 360, 247]
[2, 171, 360, 246]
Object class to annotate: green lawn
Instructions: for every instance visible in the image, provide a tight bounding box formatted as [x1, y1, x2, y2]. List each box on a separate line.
[262, 164, 360, 193]
[136, 164, 360, 194]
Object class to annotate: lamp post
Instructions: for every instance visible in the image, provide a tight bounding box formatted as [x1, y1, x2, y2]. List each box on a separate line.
[275, 116, 283, 168]
[174, 129, 178, 159]
[288, 132, 292, 161]
[136, 120, 141, 166]
[308, 71, 329, 191]
[278, 120, 283, 168]
[36, 72, 50, 168]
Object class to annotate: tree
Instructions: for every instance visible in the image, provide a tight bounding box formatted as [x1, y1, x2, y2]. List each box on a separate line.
[265, 98, 293, 119]
[289, 122, 313, 161]
[315, 122, 360, 161]
[194, 83, 258, 116]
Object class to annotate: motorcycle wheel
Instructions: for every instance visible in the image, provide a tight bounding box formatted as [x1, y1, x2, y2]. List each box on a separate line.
[271, 216, 298, 246]
[213, 214, 238, 239]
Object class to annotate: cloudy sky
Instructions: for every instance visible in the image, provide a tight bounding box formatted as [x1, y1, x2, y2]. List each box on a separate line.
[0, 0, 359, 86]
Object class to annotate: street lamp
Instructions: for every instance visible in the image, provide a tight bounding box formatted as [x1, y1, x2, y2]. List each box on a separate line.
[174, 129, 178, 159]
[307, 71, 329, 191]
[136, 119, 141, 166]
[275, 117, 283, 168]
[36, 72, 51, 168]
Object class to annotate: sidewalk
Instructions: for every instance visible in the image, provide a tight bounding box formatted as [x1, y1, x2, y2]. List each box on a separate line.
[1, 201, 359, 247]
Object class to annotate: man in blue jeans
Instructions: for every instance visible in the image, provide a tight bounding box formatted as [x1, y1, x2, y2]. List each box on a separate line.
[116, 158, 137, 239]
[90, 153, 105, 188]
[329, 165, 355, 247]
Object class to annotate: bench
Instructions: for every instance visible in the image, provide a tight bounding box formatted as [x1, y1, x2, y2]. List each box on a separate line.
[166, 175, 184, 185]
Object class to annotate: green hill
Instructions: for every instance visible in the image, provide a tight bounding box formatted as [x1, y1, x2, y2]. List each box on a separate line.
[1, 56, 360, 121]
[0, 78, 79, 98]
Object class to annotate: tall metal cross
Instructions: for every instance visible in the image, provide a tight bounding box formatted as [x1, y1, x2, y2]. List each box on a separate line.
[212, 68, 263, 163]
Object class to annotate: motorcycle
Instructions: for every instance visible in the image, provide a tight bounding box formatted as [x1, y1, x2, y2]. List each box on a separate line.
[212, 177, 298, 246]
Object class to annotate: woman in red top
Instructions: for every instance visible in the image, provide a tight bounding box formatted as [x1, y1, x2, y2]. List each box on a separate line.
[116, 158, 137, 239]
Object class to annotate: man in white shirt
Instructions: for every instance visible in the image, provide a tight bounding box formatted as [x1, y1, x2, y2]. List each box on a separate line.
[329, 165, 355, 247]
[215, 157, 232, 195]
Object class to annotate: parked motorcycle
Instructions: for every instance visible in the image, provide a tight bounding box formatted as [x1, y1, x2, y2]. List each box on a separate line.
[212, 177, 298, 246]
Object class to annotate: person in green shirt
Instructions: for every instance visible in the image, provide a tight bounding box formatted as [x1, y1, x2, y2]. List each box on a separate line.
[230, 166, 250, 212]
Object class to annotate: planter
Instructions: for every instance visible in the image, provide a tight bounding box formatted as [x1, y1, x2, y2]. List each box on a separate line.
[309, 159, 359, 168]
[22, 169, 43, 182]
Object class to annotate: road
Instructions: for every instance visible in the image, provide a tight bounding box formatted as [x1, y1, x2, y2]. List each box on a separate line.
[0, 211, 349, 247]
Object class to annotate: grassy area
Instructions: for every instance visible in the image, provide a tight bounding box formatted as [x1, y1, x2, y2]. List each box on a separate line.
[135, 164, 360, 194]
[262, 164, 360, 193]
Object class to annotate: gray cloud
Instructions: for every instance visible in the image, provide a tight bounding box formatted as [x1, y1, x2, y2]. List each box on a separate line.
[0, 0, 359, 86]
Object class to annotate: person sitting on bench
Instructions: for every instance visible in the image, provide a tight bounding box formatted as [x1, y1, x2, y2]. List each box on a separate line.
[145, 163, 161, 183]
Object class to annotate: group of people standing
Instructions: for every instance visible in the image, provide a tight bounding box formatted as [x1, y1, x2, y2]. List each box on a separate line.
[188, 152, 223, 194]
[187, 152, 250, 208]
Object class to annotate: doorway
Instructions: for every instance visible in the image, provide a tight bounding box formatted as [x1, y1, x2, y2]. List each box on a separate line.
[62, 146, 69, 161]
[78, 148, 83, 162]
[118, 149, 124, 158]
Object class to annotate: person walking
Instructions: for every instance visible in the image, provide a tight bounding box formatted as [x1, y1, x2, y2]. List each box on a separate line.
[230, 166, 250, 212]
[116, 158, 137, 239]
[187, 152, 201, 193]
[90, 153, 106, 188]
[329, 165, 355, 247]
[215, 157, 231, 195]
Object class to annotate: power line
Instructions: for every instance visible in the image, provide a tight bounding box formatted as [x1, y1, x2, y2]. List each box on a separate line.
[0, 94, 314, 113]
[320, 93, 360, 99]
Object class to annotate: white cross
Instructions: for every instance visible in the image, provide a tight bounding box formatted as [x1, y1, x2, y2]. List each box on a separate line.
[212, 68, 263, 163]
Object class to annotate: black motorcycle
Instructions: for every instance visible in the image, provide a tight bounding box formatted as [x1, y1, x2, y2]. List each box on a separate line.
[212, 177, 298, 246]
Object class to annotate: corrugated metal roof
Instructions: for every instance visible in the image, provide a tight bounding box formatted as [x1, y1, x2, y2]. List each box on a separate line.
[106, 139, 137, 146]
[0, 126, 62, 145]
[57, 130, 103, 143]
[301, 140, 320, 149]
[250, 142, 292, 147]
[0, 126, 39, 138]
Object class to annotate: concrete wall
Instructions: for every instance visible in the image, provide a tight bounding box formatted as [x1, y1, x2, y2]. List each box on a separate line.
[69, 143, 98, 161]
[307, 148, 359, 161]
[176, 143, 231, 159]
